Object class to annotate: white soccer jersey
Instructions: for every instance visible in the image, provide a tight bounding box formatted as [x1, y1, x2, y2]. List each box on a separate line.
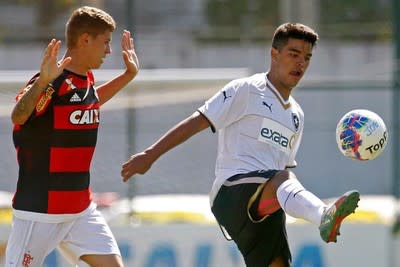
[198, 73, 304, 205]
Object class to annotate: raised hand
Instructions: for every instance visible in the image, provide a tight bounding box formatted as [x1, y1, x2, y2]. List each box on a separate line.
[11, 39, 71, 125]
[38, 39, 71, 86]
[121, 30, 139, 77]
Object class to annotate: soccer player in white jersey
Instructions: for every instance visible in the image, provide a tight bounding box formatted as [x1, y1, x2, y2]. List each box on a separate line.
[121, 23, 360, 267]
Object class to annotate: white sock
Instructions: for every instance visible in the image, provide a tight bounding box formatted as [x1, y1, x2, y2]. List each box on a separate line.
[276, 178, 326, 225]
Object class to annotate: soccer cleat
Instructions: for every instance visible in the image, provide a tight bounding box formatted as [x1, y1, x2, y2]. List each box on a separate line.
[319, 190, 360, 243]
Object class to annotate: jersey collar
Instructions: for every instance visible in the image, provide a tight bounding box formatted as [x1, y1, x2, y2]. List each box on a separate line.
[265, 75, 291, 110]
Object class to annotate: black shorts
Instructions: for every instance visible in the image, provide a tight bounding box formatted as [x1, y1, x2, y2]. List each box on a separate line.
[211, 170, 291, 267]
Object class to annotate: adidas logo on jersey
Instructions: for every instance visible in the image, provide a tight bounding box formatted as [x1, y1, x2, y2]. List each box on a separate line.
[70, 93, 82, 102]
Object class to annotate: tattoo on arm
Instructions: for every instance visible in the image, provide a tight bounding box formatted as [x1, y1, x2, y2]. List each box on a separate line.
[12, 81, 47, 123]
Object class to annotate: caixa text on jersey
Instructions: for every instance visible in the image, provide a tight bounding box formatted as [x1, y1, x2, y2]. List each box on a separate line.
[69, 109, 100, 125]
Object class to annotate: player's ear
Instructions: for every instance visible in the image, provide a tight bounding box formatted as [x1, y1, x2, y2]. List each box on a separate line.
[77, 33, 90, 47]
[271, 47, 278, 62]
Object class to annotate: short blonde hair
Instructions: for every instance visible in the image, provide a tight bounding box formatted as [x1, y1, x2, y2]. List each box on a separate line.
[66, 6, 116, 48]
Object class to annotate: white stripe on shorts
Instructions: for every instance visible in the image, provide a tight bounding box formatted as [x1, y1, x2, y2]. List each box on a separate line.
[223, 177, 268, 186]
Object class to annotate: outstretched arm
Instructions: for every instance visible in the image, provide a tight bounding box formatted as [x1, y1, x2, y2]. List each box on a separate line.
[97, 30, 139, 105]
[11, 39, 71, 125]
[121, 111, 211, 182]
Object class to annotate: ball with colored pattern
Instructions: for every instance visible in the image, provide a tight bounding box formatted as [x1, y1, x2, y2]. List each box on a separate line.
[336, 109, 388, 161]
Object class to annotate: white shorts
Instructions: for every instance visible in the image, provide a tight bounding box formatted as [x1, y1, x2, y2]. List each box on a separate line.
[5, 206, 121, 267]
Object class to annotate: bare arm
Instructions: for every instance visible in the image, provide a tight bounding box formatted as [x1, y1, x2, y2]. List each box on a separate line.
[97, 30, 139, 105]
[11, 39, 71, 125]
[11, 79, 49, 125]
[121, 111, 211, 182]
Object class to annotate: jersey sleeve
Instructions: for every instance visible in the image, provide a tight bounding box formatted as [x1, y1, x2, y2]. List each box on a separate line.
[197, 79, 248, 132]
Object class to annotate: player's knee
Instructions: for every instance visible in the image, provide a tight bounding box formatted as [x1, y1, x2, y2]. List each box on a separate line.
[255, 170, 298, 218]
[257, 196, 281, 217]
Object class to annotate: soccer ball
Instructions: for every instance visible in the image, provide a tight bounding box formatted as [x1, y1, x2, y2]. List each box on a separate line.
[336, 109, 388, 161]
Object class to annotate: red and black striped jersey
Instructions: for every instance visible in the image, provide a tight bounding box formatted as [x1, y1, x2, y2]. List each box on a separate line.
[12, 69, 99, 215]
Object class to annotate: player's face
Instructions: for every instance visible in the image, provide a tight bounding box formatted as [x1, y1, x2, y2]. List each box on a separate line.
[86, 30, 112, 69]
[272, 38, 313, 89]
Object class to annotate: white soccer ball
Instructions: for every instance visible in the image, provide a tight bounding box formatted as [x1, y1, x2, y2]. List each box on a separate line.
[336, 109, 388, 161]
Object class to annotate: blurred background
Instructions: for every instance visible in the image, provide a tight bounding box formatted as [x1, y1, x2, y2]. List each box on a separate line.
[0, 0, 399, 266]
[0, 0, 393, 73]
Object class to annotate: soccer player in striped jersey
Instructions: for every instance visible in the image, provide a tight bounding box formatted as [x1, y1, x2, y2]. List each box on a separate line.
[121, 23, 359, 267]
[7, 6, 139, 267]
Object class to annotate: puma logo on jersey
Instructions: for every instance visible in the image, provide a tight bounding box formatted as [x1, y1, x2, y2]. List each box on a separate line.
[70, 109, 99, 125]
[222, 91, 232, 102]
[262, 101, 272, 112]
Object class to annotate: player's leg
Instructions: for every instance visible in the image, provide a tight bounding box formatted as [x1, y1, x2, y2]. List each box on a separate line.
[80, 254, 123, 267]
[269, 256, 290, 267]
[212, 170, 292, 267]
[58, 206, 123, 267]
[258, 170, 325, 224]
[5, 218, 67, 267]
[258, 170, 360, 242]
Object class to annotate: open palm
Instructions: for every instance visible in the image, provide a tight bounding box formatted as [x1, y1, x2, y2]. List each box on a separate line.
[121, 30, 139, 76]
[39, 39, 71, 85]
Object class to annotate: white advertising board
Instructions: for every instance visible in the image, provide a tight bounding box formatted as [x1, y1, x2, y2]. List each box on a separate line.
[0, 223, 395, 267]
